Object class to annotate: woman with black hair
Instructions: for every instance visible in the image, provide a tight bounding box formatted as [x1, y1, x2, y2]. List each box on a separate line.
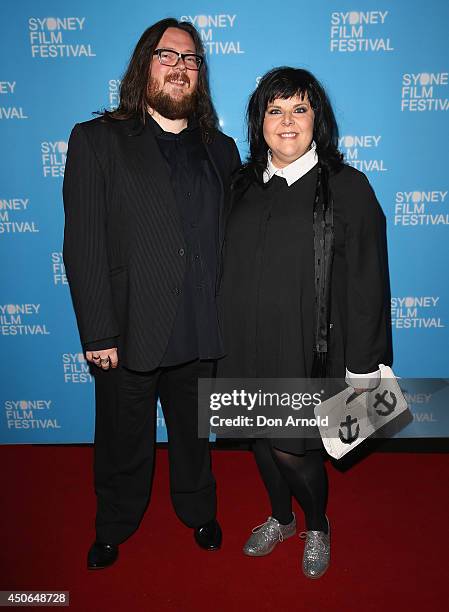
[218, 67, 391, 578]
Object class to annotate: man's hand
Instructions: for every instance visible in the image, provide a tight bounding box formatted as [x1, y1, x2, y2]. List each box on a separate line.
[86, 347, 118, 370]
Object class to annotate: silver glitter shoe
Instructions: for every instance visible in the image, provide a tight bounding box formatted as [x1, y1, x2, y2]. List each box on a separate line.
[299, 516, 330, 578]
[243, 514, 296, 556]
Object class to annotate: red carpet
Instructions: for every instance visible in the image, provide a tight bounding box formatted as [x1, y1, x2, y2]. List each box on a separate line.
[1, 446, 448, 611]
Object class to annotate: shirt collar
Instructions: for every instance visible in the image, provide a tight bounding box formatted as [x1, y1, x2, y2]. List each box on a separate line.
[263, 141, 318, 186]
[146, 113, 199, 139]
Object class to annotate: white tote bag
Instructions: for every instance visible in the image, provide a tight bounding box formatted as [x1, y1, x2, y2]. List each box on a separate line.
[314, 364, 409, 459]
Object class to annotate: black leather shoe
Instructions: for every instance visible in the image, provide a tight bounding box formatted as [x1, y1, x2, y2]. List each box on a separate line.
[87, 541, 119, 569]
[194, 519, 222, 551]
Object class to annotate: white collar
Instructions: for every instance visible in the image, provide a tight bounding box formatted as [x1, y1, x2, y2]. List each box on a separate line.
[263, 141, 318, 186]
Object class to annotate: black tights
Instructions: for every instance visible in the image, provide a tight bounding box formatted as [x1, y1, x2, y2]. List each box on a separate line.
[253, 439, 328, 533]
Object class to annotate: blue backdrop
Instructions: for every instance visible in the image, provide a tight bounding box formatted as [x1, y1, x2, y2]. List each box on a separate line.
[1, 0, 448, 443]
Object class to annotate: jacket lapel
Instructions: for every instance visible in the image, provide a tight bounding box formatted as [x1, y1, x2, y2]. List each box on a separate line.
[121, 119, 180, 224]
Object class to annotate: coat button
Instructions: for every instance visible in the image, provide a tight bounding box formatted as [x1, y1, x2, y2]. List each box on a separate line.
[173, 287, 181, 295]
[178, 248, 185, 256]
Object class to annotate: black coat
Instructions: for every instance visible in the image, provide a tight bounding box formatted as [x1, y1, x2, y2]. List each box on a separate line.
[63, 116, 241, 371]
[218, 164, 393, 380]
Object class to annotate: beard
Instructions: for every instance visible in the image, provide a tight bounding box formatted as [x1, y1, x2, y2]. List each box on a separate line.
[146, 72, 198, 120]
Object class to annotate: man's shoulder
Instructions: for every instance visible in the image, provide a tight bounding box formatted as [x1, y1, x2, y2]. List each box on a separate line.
[210, 129, 236, 148]
[73, 115, 136, 138]
[68, 116, 140, 157]
[76, 115, 105, 129]
[206, 129, 239, 161]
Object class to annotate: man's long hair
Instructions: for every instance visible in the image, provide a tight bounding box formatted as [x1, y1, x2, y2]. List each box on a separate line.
[104, 18, 218, 141]
[240, 67, 343, 185]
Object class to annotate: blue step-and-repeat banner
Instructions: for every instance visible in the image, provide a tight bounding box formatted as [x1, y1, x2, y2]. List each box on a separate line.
[1, 1, 448, 444]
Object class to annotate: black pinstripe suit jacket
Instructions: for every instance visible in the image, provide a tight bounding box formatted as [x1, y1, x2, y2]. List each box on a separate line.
[62, 116, 241, 371]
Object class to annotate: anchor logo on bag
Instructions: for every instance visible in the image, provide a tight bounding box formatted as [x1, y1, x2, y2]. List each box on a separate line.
[338, 414, 359, 444]
[373, 390, 397, 417]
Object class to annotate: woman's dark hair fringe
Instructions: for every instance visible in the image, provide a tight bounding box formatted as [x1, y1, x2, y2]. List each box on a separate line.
[99, 18, 218, 142]
[235, 67, 343, 189]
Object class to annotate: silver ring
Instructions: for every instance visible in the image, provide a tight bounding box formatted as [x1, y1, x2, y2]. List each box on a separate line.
[100, 357, 110, 364]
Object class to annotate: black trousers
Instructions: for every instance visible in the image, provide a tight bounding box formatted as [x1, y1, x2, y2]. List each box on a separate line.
[92, 359, 216, 544]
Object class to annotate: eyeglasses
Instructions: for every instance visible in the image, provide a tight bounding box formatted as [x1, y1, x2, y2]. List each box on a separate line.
[153, 48, 203, 71]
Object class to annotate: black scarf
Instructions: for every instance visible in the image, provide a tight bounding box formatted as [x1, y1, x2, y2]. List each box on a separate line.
[311, 163, 334, 378]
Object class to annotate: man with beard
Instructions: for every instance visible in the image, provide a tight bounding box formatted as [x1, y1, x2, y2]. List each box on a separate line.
[63, 18, 240, 569]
